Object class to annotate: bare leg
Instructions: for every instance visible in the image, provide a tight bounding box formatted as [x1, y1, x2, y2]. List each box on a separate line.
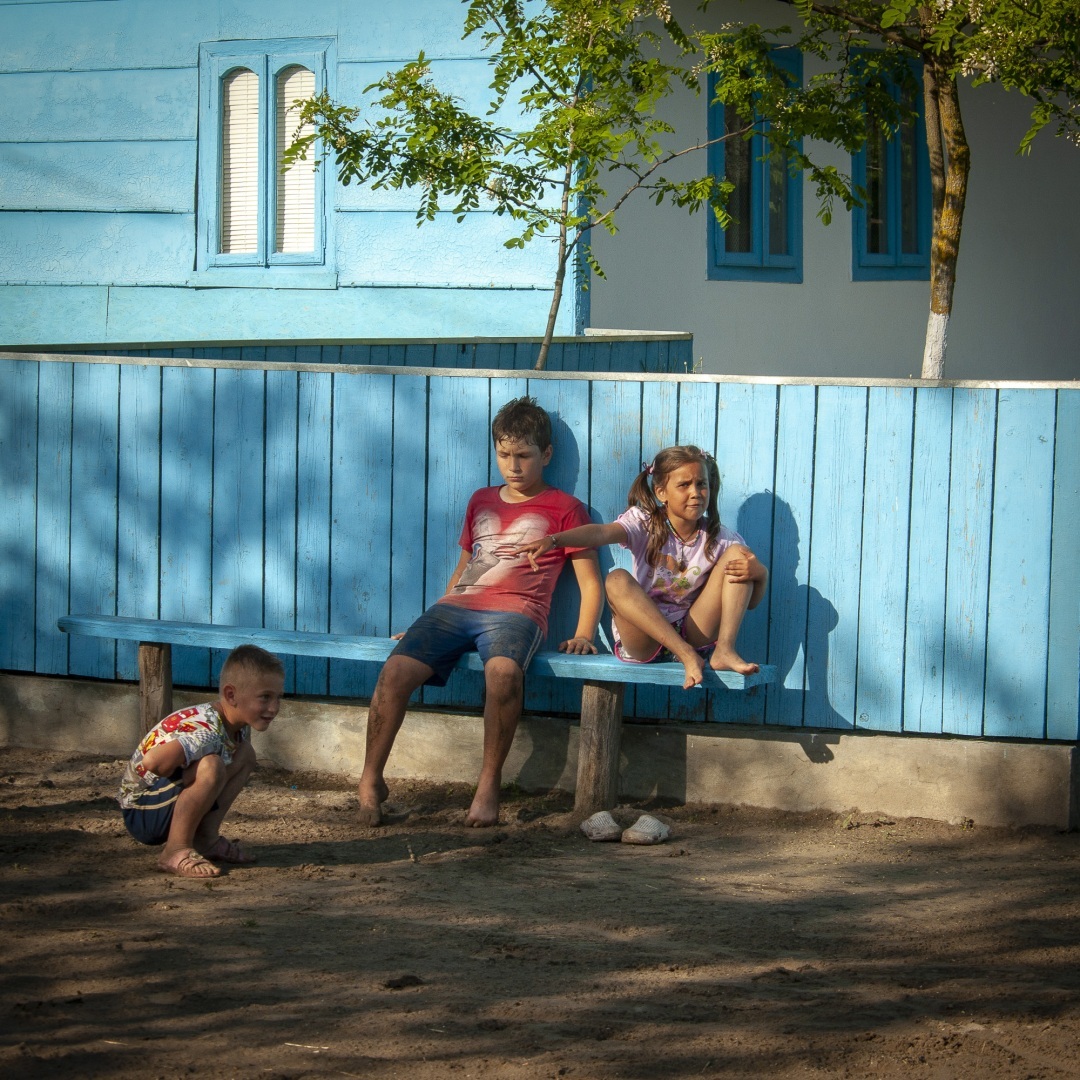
[194, 739, 256, 853]
[683, 550, 759, 675]
[358, 654, 434, 826]
[159, 755, 227, 877]
[465, 656, 525, 827]
[605, 569, 705, 689]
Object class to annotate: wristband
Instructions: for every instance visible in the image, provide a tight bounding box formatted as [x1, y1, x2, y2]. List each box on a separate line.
[548, 534, 561, 549]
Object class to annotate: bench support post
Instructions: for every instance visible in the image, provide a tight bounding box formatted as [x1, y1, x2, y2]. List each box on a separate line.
[138, 641, 173, 733]
[574, 679, 625, 814]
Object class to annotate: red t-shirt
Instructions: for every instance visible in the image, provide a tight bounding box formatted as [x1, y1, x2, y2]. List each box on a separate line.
[438, 485, 591, 635]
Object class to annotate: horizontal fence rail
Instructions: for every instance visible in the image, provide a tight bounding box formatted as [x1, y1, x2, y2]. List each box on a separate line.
[1, 352, 1077, 740]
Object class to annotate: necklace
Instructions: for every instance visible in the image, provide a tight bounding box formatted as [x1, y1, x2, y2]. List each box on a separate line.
[665, 517, 700, 572]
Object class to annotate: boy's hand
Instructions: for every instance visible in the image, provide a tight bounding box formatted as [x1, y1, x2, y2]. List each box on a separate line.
[724, 547, 764, 583]
[559, 636, 598, 655]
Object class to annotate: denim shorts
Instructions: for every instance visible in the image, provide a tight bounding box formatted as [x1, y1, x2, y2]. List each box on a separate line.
[121, 769, 185, 846]
[391, 603, 544, 687]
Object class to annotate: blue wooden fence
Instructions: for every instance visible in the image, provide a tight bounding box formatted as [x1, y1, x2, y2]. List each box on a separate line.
[2, 351, 1078, 741]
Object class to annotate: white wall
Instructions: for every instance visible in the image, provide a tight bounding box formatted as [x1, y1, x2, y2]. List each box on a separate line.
[589, 1, 1080, 381]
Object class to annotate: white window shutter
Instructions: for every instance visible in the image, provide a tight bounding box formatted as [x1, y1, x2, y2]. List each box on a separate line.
[220, 68, 260, 254]
[275, 65, 316, 254]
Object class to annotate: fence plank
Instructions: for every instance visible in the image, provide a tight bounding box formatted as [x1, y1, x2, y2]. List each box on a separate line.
[34, 361, 72, 675]
[806, 386, 867, 730]
[903, 387, 952, 733]
[159, 364, 214, 689]
[765, 385, 816, 728]
[854, 387, 914, 733]
[943, 389, 996, 736]
[1047, 389, 1080, 741]
[116, 363, 162, 681]
[984, 389, 1055, 739]
[295, 370, 333, 696]
[68, 362, 119, 679]
[330, 371, 395, 699]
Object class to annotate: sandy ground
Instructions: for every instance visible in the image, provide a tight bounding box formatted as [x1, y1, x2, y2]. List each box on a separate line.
[2, 745, 1080, 1079]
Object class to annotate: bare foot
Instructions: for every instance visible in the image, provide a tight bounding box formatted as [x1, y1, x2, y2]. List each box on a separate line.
[357, 778, 389, 827]
[709, 646, 759, 675]
[158, 847, 221, 878]
[678, 651, 706, 690]
[464, 782, 500, 828]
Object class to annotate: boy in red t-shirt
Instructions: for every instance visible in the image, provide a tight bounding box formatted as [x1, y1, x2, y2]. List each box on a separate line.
[358, 397, 602, 828]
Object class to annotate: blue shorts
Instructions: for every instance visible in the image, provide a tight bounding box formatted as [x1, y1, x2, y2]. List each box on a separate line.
[391, 603, 544, 687]
[121, 769, 185, 846]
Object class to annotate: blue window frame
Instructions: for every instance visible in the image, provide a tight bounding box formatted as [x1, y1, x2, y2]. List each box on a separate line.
[197, 39, 334, 278]
[852, 59, 931, 281]
[707, 50, 803, 283]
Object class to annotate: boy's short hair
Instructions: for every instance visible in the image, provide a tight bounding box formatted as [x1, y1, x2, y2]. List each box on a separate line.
[218, 644, 285, 692]
[491, 396, 552, 451]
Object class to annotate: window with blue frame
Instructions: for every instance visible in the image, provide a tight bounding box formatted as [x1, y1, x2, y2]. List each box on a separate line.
[197, 39, 334, 276]
[852, 58, 931, 280]
[707, 50, 803, 283]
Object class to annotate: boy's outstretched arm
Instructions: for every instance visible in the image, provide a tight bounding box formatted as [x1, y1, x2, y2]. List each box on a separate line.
[560, 550, 602, 654]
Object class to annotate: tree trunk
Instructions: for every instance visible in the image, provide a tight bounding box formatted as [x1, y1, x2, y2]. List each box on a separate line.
[921, 60, 970, 380]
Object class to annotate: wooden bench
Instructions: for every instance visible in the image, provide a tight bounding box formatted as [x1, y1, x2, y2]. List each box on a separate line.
[58, 614, 776, 815]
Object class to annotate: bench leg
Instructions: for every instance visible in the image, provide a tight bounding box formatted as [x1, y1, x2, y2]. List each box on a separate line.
[138, 641, 173, 733]
[574, 679, 625, 815]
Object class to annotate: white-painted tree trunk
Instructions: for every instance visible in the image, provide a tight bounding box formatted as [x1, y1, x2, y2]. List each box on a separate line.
[922, 311, 948, 380]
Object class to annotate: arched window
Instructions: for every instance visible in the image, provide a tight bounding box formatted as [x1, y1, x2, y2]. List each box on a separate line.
[198, 40, 332, 273]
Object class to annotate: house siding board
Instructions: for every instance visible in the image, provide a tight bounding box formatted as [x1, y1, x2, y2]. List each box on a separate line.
[0, 142, 194, 213]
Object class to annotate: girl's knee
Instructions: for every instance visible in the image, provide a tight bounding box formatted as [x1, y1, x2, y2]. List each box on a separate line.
[605, 568, 635, 600]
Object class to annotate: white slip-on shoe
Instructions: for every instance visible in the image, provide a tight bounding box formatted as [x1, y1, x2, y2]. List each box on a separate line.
[580, 810, 623, 842]
[621, 814, 671, 845]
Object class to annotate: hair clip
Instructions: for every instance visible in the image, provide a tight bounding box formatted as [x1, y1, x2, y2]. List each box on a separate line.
[700, 450, 714, 462]
[641, 461, 654, 476]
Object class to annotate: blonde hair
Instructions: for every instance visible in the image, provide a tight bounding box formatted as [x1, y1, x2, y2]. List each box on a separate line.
[627, 445, 722, 568]
[218, 644, 285, 692]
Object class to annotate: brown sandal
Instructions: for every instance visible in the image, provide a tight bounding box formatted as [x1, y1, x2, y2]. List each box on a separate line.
[157, 848, 221, 878]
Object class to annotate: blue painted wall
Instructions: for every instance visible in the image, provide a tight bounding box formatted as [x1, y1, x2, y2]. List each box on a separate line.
[0, 0, 579, 345]
[3, 350, 1077, 741]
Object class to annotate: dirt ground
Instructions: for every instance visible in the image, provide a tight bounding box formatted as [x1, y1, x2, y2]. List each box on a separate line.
[2, 746, 1080, 1080]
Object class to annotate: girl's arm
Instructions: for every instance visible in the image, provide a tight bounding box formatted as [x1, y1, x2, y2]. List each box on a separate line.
[515, 521, 627, 571]
[724, 547, 769, 609]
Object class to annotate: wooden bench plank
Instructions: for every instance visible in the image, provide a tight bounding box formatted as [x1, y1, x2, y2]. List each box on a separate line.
[59, 614, 777, 815]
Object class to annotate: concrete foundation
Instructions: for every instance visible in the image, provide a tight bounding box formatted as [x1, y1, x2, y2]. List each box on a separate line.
[2, 673, 1076, 829]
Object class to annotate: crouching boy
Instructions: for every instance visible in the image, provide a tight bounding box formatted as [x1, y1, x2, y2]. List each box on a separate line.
[117, 644, 285, 878]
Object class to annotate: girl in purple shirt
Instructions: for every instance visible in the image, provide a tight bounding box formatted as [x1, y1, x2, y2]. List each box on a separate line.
[516, 445, 768, 689]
